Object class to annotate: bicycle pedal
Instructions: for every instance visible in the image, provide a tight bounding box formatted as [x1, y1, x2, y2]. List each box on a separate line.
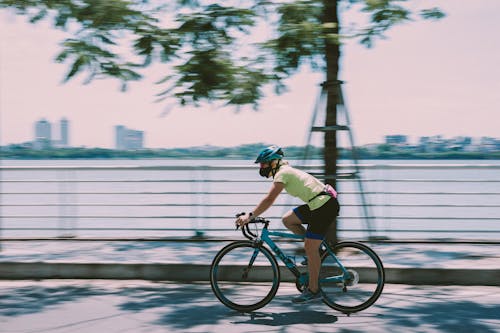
[300, 257, 308, 266]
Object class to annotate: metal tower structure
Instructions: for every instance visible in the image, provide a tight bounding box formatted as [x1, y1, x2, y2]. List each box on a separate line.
[301, 80, 375, 239]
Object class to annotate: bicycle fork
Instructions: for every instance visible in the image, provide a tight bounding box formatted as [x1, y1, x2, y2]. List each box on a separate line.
[242, 241, 265, 279]
[242, 251, 258, 279]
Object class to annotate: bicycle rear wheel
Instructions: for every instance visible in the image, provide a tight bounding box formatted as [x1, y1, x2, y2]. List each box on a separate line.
[319, 241, 385, 314]
[210, 240, 280, 312]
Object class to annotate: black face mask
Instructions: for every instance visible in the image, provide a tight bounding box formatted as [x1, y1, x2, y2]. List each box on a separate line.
[259, 166, 272, 178]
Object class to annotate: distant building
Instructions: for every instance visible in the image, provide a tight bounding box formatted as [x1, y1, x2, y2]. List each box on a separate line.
[115, 125, 144, 150]
[33, 118, 70, 149]
[59, 118, 69, 147]
[385, 135, 408, 145]
[479, 137, 499, 152]
[115, 125, 126, 150]
[34, 119, 52, 149]
[447, 136, 472, 151]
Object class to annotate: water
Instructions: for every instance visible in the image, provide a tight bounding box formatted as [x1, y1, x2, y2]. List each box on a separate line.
[1, 159, 499, 240]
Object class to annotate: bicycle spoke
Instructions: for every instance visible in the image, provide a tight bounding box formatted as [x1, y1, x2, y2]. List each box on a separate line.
[210, 241, 280, 312]
[320, 242, 385, 313]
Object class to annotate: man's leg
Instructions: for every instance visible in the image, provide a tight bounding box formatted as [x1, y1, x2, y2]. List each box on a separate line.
[304, 237, 322, 293]
[292, 236, 323, 303]
[282, 210, 306, 235]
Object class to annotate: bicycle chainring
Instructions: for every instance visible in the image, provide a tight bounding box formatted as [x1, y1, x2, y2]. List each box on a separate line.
[295, 272, 309, 292]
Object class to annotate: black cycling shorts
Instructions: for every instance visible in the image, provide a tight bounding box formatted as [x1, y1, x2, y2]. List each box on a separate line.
[293, 197, 340, 240]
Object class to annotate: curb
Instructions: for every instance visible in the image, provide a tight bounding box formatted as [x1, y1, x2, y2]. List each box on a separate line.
[1, 262, 499, 286]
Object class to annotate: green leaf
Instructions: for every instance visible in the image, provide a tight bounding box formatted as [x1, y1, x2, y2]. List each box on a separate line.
[121, 68, 142, 81]
[155, 75, 174, 85]
[65, 55, 88, 81]
[155, 85, 177, 98]
[95, 34, 116, 45]
[29, 8, 47, 23]
[420, 8, 446, 20]
[134, 35, 154, 55]
[55, 50, 69, 63]
[142, 54, 152, 67]
[54, 12, 70, 28]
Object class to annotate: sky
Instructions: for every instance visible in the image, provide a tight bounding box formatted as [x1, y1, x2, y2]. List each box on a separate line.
[1, 1, 499, 149]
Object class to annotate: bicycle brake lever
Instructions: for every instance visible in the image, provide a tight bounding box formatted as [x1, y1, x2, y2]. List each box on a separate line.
[235, 212, 246, 230]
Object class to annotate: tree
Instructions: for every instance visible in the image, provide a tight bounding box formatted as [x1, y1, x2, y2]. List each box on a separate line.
[0, 0, 444, 241]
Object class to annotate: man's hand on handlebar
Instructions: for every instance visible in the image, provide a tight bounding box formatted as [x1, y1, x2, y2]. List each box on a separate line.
[235, 212, 253, 229]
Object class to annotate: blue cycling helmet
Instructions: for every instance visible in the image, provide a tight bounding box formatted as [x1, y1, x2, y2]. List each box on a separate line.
[255, 145, 284, 163]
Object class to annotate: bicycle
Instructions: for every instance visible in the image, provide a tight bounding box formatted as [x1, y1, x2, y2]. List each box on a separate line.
[210, 214, 385, 314]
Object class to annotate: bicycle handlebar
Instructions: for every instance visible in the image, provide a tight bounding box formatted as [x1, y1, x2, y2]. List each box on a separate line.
[235, 212, 270, 240]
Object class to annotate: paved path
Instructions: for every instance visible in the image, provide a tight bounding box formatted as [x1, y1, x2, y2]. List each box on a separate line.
[1, 240, 498, 269]
[0, 280, 499, 333]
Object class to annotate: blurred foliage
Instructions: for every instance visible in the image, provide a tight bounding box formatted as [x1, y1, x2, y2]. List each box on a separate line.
[0, 0, 444, 107]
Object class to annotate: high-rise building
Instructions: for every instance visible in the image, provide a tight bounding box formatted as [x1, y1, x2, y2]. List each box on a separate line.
[60, 118, 69, 146]
[34, 119, 52, 149]
[124, 130, 144, 150]
[115, 125, 144, 150]
[115, 125, 126, 150]
[33, 118, 70, 149]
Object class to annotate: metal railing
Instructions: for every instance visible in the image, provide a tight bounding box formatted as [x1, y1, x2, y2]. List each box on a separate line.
[1, 163, 499, 242]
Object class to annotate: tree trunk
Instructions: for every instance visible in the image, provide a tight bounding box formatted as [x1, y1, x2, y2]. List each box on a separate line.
[323, 0, 340, 245]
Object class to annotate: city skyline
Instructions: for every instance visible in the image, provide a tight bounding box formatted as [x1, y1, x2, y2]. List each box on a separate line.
[5, 116, 497, 149]
[11, 117, 147, 149]
[1, 1, 499, 149]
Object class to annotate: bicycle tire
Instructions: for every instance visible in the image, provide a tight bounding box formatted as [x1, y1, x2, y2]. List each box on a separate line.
[210, 240, 280, 312]
[319, 241, 385, 314]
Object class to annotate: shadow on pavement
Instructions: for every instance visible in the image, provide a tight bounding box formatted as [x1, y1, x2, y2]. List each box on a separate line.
[119, 283, 237, 329]
[118, 284, 340, 329]
[234, 310, 338, 326]
[0, 285, 109, 317]
[378, 286, 500, 333]
[382, 300, 500, 333]
[1, 282, 499, 332]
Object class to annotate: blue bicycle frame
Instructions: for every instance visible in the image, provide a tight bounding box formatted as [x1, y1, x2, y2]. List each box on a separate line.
[246, 223, 351, 286]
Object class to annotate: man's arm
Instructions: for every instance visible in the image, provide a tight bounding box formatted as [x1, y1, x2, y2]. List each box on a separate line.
[251, 182, 284, 217]
[236, 182, 284, 227]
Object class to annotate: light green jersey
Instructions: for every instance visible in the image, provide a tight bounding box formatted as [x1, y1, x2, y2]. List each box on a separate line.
[273, 164, 330, 210]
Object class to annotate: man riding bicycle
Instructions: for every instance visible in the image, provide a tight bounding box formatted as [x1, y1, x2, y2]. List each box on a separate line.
[236, 145, 340, 303]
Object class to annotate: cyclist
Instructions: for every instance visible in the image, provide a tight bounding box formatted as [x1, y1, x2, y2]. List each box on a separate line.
[236, 145, 340, 303]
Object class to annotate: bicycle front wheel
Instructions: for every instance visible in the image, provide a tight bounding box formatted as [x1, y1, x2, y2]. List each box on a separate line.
[210, 240, 280, 312]
[320, 241, 385, 314]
